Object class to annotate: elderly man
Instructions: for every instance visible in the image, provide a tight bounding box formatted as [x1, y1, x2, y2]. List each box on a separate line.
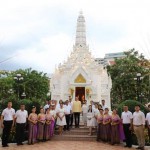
[72, 97, 82, 128]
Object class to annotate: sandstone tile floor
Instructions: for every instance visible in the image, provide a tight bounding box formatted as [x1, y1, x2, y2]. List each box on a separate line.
[0, 141, 149, 150]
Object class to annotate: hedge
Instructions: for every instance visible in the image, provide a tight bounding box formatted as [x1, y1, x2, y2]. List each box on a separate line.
[117, 100, 149, 116]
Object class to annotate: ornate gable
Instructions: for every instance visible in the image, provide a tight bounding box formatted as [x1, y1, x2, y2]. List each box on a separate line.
[74, 74, 86, 83]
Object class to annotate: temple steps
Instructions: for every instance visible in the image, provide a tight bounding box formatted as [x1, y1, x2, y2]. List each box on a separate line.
[52, 134, 97, 141]
[53, 125, 97, 141]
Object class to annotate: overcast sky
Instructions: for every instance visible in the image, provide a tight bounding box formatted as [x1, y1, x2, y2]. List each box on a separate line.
[0, 0, 150, 74]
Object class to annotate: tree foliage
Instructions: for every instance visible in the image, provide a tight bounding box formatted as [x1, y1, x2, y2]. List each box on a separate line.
[0, 68, 49, 101]
[107, 49, 150, 104]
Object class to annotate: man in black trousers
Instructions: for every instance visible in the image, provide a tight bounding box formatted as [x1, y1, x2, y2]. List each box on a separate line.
[64, 100, 72, 131]
[121, 106, 133, 148]
[69, 96, 73, 127]
[15, 104, 28, 145]
[1, 101, 15, 147]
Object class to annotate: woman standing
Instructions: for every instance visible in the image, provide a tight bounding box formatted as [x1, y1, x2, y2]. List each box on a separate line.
[111, 109, 120, 145]
[49, 105, 56, 137]
[56, 103, 66, 135]
[103, 108, 111, 142]
[82, 100, 88, 127]
[87, 105, 94, 135]
[97, 108, 104, 141]
[28, 106, 38, 145]
[44, 108, 52, 141]
[37, 108, 46, 141]
[93, 103, 100, 127]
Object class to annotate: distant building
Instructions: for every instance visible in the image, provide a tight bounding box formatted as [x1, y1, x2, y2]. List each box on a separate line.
[95, 52, 126, 66]
[105, 52, 125, 60]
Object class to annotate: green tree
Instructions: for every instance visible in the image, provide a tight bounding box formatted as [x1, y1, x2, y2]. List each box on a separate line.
[0, 71, 14, 99]
[12, 68, 49, 100]
[0, 68, 49, 101]
[107, 49, 150, 105]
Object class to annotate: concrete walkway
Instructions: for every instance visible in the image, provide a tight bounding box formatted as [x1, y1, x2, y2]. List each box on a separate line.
[0, 141, 149, 150]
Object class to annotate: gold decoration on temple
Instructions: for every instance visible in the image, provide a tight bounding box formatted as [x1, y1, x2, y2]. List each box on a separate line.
[74, 74, 86, 83]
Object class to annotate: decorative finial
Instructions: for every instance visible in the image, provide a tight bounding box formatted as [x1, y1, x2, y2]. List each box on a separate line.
[75, 10, 86, 46]
[79, 10, 83, 15]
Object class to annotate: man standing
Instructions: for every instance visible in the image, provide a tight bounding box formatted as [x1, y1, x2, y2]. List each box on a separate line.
[101, 100, 107, 110]
[64, 100, 72, 131]
[133, 105, 145, 150]
[121, 106, 133, 148]
[146, 104, 150, 143]
[1, 101, 15, 147]
[44, 100, 50, 112]
[69, 96, 73, 127]
[72, 97, 82, 128]
[15, 104, 28, 145]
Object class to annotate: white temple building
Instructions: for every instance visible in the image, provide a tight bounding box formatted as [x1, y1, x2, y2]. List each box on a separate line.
[50, 12, 112, 108]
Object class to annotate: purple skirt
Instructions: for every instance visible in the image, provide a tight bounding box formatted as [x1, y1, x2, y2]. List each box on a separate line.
[44, 123, 51, 140]
[28, 122, 37, 144]
[111, 124, 120, 144]
[103, 123, 111, 142]
[119, 123, 125, 141]
[50, 120, 55, 137]
[97, 123, 104, 140]
[37, 122, 45, 140]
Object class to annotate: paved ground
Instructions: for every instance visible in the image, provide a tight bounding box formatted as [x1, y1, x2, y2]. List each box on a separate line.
[0, 141, 149, 150]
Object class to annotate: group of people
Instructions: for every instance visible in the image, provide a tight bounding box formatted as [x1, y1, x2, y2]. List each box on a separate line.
[82, 99, 150, 150]
[45, 97, 150, 150]
[0, 101, 55, 147]
[96, 103, 150, 150]
[0, 97, 150, 150]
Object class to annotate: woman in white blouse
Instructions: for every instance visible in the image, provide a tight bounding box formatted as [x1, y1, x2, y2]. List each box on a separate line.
[56, 103, 66, 135]
[87, 105, 94, 135]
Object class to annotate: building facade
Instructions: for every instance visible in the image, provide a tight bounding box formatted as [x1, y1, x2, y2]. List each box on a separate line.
[95, 52, 126, 66]
[50, 12, 112, 107]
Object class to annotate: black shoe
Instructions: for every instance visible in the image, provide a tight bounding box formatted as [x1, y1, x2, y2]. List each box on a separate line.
[128, 146, 132, 148]
[2, 145, 9, 147]
[124, 145, 128, 147]
[136, 147, 141, 149]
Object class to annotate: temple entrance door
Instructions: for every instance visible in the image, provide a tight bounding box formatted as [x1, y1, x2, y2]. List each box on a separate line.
[75, 87, 85, 103]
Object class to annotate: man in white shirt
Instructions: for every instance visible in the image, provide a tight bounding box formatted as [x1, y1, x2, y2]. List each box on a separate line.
[44, 100, 50, 112]
[121, 106, 133, 148]
[69, 96, 73, 127]
[90, 100, 95, 110]
[146, 104, 150, 143]
[101, 100, 107, 110]
[1, 101, 15, 147]
[132, 105, 145, 150]
[15, 104, 28, 145]
[64, 100, 72, 131]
